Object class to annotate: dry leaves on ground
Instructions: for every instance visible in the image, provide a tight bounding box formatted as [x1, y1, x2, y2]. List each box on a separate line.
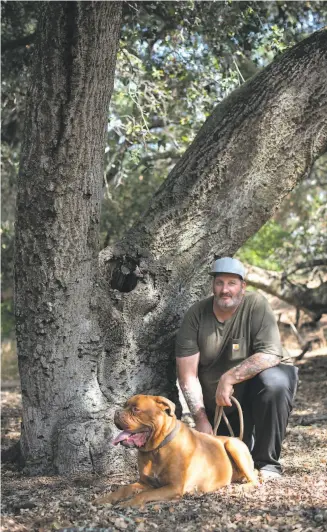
[1, 352, 327, 532]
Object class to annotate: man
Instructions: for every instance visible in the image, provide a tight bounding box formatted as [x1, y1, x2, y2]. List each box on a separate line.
[176, 257, 298, 480]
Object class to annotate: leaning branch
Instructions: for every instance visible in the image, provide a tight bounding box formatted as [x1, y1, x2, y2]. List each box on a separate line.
[286, 259, 327, 276]
[246, 265, 327, 316]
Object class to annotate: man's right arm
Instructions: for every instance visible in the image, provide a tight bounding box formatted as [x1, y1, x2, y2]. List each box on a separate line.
[176, 353, 213, 435]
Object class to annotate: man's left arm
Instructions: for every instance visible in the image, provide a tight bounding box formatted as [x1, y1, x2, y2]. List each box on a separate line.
[216, 295, 282, 407]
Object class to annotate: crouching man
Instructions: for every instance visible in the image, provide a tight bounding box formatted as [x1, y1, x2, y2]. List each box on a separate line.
[176, 257, 298, 480]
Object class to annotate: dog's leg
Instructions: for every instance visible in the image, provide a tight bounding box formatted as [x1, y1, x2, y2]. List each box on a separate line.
[118, 484, 183, 507]
[224, 439, 258, 489]
[94, 481, 148, 505]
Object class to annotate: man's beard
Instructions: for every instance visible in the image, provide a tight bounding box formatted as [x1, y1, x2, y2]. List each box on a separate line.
[214, 290, 244, 310]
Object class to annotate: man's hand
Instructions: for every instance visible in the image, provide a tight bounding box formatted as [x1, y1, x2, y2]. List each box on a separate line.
[194, 411, 213, 435]
[216, 354, 280, 407]
[216, 374, 235, 407]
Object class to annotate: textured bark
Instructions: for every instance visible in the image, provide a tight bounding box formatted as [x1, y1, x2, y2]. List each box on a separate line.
[246, 266, 327, 316]
[98, 29, 327, 464]
[15, 2, 122, 474]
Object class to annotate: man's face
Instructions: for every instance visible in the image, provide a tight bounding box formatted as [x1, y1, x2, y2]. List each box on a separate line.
[213, 273, 246, 310]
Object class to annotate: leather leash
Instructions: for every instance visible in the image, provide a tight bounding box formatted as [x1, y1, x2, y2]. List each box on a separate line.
[213, 396, 244, 441]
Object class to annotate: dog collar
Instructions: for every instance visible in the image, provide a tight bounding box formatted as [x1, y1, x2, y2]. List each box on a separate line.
[140, 421, 180, 453]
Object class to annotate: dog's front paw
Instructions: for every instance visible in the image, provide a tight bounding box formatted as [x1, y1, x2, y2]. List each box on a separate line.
[118, 497, 145, 509]
[93, 493, 117, 506]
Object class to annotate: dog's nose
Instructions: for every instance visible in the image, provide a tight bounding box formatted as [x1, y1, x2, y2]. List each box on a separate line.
[114, 409, 125, 428]
[114, 409, 122, 421]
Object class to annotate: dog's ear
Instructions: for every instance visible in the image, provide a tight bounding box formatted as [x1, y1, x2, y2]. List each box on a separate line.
[155, 396, 176, 417]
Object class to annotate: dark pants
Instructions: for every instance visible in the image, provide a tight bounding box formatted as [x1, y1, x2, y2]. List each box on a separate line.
[209, 364, 298, 473]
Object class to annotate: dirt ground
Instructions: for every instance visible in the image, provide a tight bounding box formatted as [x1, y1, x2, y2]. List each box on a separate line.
[1, 350, 327, 532]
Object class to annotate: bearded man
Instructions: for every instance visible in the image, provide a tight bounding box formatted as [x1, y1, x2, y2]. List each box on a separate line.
[176, 257, 298, 480]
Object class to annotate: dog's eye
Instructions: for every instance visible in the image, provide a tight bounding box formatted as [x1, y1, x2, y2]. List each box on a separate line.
[132, 406, 141, 414]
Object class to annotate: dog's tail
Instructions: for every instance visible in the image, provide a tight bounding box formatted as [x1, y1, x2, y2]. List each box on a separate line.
[213, 396, 244, 441]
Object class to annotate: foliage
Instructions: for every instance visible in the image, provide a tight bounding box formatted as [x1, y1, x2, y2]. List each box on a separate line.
[274, 155, 327, 265]
[102, 0, 327, 244]
[238, 155, 327, 274]
[237, 220, 290, 271]
[1, 223, 15, 340]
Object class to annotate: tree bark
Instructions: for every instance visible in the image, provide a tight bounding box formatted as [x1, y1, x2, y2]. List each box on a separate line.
[15, 2, 122, 474]
[16, 25, 327, 474]
[246, 265, 327, 316]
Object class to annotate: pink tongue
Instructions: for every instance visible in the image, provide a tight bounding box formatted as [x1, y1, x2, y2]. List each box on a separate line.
[112, 431, 132, 446]
[112, 431, 148, 447]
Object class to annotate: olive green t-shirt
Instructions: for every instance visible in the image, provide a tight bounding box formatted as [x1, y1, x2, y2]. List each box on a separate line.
[175, 291, 283, 417]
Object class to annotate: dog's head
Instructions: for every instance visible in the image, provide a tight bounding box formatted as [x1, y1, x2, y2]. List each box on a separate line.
[112, 394, 176, 450]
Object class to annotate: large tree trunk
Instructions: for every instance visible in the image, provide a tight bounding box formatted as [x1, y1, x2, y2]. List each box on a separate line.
[15, 2, 122, 474]
[16, 24, 327, 475]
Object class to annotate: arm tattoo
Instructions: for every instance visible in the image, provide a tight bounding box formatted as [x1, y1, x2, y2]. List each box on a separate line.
[179, 381, 206, 418]
[228, 353, 280, 383]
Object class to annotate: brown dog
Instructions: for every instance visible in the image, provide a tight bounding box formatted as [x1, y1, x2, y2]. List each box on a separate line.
[95, 395, 257, 507]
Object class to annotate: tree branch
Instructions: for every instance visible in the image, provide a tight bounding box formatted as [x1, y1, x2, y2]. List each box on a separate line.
[140, 150, 181, 165]
[246, 265, 327, 316]
[286, 259, 327, 276]
[102, 30, 327, 274]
